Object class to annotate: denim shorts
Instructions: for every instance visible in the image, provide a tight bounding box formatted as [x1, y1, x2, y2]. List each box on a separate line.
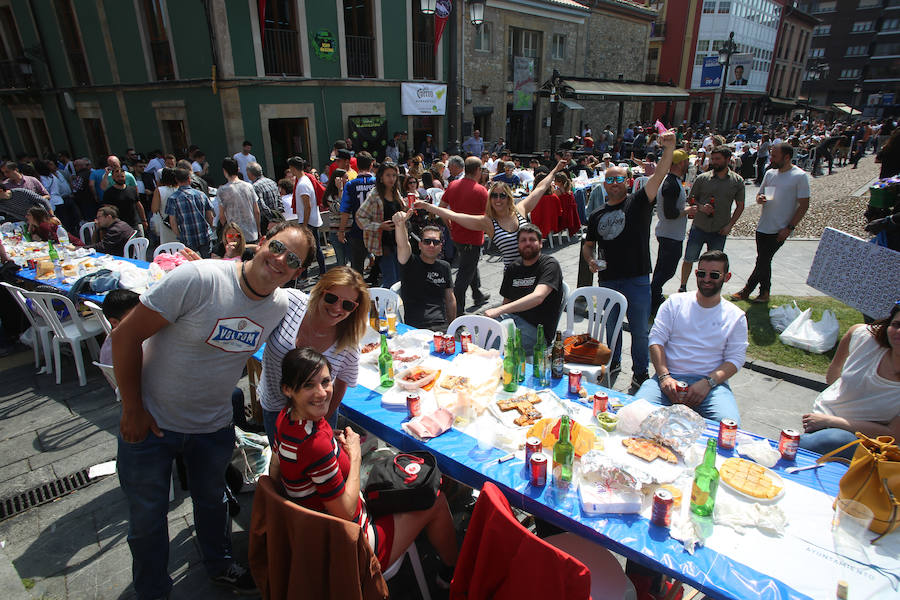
[684, 227, 727, 263]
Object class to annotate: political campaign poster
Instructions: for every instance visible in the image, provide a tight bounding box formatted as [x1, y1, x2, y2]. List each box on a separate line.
[700, 56, 723, 88]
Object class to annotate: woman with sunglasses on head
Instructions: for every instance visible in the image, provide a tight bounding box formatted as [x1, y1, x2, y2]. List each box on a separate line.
[269, 348, 458, 582]
[355, 162, 405, 288]
[258, 265, 369, 446]
[413, 159, 567, 268]
[799, 301, 900, 459]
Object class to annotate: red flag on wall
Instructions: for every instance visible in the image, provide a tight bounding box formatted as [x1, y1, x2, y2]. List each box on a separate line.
[434, 0, 453, 55]
[259, 0, 267, 50]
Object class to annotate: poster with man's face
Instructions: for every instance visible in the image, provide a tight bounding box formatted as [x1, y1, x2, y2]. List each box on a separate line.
[727, 54, 753, 87]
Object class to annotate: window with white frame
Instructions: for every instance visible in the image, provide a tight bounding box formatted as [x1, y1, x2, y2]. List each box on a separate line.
[851, 21, 873, 32]
[474, 22, 491, 52]
[839, 68, 862, 79]
[811, 1, 836, 12]
[697, 39, 710, 51]
[881, 18, 900, 31]
[809, 47, 825, 58]
[703, 1, 715, 13]
[552, 34, 566, 60]
[813, 24, 831, 36]
[718, 1, 731, 12]
[845, 45, 868, 56]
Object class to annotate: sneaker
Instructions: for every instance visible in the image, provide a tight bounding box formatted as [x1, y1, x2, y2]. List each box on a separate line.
[629, 372, 649, 395]
[729, 290, 750, 302]
[210, 563, 258, 595]
[677, 285, 687, 293]
[472, 292, 491, 306]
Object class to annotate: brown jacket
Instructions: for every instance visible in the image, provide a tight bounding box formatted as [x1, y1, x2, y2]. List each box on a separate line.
[249, 476, 389, 600]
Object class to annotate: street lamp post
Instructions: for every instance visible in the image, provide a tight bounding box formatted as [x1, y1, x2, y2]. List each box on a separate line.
[717, 31, 737, 131]
[853, 82, 863, 119]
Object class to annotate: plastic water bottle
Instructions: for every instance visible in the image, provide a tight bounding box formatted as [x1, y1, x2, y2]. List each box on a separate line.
[56, 225, 69, 246]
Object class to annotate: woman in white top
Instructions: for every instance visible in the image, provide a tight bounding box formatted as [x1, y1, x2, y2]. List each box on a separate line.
[799, 302, 900, 459]
[257, 266, 369, 446]
[150, 167, 179, 244]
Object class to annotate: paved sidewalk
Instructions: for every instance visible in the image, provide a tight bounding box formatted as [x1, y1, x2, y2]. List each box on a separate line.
[0, 221, 834, 598]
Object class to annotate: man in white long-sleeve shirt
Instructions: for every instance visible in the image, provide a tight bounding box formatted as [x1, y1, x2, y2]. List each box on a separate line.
[636, 250, 748, 424]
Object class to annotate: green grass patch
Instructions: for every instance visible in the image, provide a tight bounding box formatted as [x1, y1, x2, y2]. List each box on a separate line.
[729, 295, 864, 375]
[21, 578, 35, 590]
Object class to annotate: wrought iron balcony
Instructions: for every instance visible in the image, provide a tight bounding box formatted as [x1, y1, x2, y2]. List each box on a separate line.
[346, 34, 376, 78]
[264, 27, 303, 76]
[0, 60, 34, 89]
[413, 40, 435, 80]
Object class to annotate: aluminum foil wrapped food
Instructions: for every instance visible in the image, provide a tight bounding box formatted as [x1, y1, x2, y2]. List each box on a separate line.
[580, 451, 650, 489]
[638, 404, 706, 455]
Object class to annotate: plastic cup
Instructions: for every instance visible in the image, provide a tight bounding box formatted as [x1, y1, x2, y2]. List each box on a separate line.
[832, 499, 873, 558]
[763, 186, 775, 202]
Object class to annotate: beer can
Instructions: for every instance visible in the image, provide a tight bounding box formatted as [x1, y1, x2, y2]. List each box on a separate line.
[406, 392, 421, 418]
[530, 454, 547, 487]
[407, 192, 417, 209]
[460, 331, 471, 353]
[27, 258, 36, 270]
[567, 369, 582, 395]
[651, 489, 674, 527]
[779, 428, 800, 461]
[592, 391, 609, 417]
[433, 332, 443, 354]
[718, 419, 738, 450]
[525, 437, 542, 465]
[443, 334, 455, 355]
[675, 381, 689, 402]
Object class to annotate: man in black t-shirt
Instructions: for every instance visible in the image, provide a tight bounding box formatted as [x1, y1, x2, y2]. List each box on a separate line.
[393, 212, 456, 330]
[485, 223, 563, 349]
[582, 131, 676, 392]
[102, 167, 146, 232]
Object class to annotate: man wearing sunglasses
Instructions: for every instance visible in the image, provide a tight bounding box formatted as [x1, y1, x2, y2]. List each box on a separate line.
[111, 222, 314, 597]
[583, 130, 677, 393]
[393, 211, 456, 330]
[637, 250, 747, 424]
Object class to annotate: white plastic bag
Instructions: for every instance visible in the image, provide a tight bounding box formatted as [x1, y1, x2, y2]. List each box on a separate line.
[769, 301, 802, 332]
[779, 308, 839, 353]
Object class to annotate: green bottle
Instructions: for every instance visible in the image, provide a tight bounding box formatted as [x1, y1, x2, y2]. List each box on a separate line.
[378, 334, 394, 387]
[552, 415, 574, 488]
[533, 324, 546, 383]
[690, 438, 720, 516]
[22, 228, 32, 242]
[47, 240, 59, 262]
[502, 325, 518, 392]
[515, 328, 525, 382]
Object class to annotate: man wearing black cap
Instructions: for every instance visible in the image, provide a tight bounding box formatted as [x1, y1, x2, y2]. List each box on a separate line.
[327, 147, 357, 180]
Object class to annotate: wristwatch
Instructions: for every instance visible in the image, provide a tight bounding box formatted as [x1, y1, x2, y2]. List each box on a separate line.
[705, 376, 718, 388]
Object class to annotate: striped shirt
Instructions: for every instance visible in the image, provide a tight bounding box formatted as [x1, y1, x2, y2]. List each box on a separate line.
[258, 289, 359, 413]
[274, 408, 377, 551]
[491, 212, 528, 267]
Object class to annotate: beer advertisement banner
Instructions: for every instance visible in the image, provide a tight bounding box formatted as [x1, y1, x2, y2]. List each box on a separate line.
[401, 82, 447, 115]
[513, 57, 535, 111]
[348, 116, 388, 160]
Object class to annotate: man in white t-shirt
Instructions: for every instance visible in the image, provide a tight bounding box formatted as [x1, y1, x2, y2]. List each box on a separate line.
[232, 140, 256, 180]
[636, 250, 748, 424]
[287, 156, 326, 275]
[731, 143, 810, 304]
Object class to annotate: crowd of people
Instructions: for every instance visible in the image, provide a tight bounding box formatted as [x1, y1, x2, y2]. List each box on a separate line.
[1, 113, 899, 598]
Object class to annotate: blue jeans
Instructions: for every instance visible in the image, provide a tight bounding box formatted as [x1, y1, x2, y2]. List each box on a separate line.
[308, 225, 327, 274]
[327, 231, 349, 268]
[635, 375, 741, 425]
[599, 275, 651, 375]
[380, 249, 401, 289]
[799, 428, 858, 459]
[684, 227, 727, 263]
[117, 426, 236, 600]
[498, 314, 539, 355]
[650, 236, 683, 315]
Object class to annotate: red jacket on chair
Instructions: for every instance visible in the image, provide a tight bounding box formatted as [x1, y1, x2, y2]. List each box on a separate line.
[557, 191, 582, 234]
[529, 193, 563, 238]
[450, 482, 591, 600]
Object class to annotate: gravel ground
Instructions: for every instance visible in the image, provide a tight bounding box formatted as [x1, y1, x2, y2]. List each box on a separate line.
[730, 154, 880, 239]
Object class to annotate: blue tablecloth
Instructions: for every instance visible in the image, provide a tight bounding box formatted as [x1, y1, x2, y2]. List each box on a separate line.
[15, 254, 151, 303]
[339, 329, 850, 600]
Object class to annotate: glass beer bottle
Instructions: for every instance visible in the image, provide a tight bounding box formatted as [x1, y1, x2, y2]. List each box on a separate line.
[503, 325, 518, 392]
[551, 331, 564, 379]
[533, 324, 546, 384]
[378, 333, 394, 388]
[515, 328, 525, 382]
[690, 438, 720, 516]
[552, 415, 574, 488]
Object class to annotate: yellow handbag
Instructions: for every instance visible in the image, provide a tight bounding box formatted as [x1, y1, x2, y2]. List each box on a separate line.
[817, 433, 900, 542]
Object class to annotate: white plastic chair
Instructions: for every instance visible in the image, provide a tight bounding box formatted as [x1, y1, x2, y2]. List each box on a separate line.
[92, 361, 120, 401]
[0, 282, 54, 374]
[82, 300, 112, 336]
[446, 315, 507, 350]
[544, 532, 637, 600]
[562, 286, 627, 387]
[153, 241, 185, 257]
[124, 236, 149, 261]
[79, 222, 95, 245]
[23, 290, 104, 386]
[369, 287, 404, 322]
[381, 542, 432, 600]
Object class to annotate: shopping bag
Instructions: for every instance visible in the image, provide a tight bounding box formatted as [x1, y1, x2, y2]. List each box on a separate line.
[778, 308, 839, 353]
[769, 301, 803, 332]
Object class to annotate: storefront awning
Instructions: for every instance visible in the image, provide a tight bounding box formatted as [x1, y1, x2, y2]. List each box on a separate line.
[472, 105, 494, 116]
[832, 103, 861, 116]
[559, 98, 584, 110]
[562, 79, 690, 101]
[767, 96, 799, 110]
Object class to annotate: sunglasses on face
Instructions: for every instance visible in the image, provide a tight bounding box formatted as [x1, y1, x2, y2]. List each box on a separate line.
[323, 292, 358, 312]
[268, 239, 302, 269]
[605, 176, 626, 184]
[489, 192, 507, 199]
[226, 232, 242, 241]
[695, 270, 723, 280]
[421, 238, 442, 246]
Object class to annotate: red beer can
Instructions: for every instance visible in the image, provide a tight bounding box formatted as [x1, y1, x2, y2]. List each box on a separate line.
[651, 489, 674, 527]
[525, 437, 542, 465]
[27, 258, 36, 270]
[406, 392, 421, 418]
[530, 454, 547, 487]
[779, 428, 800, 461]
[460, 331, 472, 353]
[675, 381, 689, 402]
[568, 369, 582, 395]
[718, 419, 738, 450]
[592, 392, 609, 417]
[407, 192, 417, 209]
[443, 334, 455, 355]
[433, 332, 444, 354]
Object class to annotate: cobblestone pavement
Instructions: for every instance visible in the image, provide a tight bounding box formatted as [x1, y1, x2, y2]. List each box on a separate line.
[731, 154, 879, 239]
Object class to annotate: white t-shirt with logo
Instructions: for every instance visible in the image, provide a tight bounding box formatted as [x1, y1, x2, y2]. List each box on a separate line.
[140, 260, 289, 433]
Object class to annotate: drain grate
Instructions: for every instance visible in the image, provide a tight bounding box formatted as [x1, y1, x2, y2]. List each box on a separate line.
[0, 469, 93, 521]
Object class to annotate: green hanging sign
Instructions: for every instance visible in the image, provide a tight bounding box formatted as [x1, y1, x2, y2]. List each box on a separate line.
[312, 29, 337, 61]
